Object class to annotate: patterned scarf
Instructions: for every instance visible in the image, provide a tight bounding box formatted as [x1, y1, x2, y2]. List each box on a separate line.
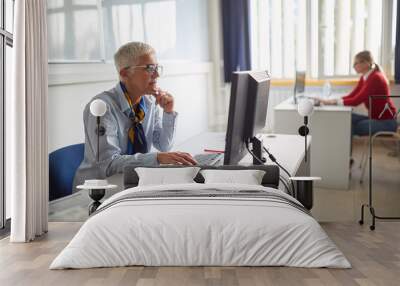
[120, 82, 148, 154]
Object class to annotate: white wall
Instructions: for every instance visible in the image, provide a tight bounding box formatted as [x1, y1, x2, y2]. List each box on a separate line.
[48, 61, 213, 153]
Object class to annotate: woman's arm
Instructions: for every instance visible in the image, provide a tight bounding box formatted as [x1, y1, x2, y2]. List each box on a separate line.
[342, 73, 387, 106]
[342, 76, 364, 101]
[152, 106, 177, 152]
[315, 76, 364, 105]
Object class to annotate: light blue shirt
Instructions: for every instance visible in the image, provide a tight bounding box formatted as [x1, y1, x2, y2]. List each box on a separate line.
[73, 83, 177, 189]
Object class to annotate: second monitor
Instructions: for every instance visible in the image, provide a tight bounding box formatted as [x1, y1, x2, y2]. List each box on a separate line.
[293, 71, 306, 104]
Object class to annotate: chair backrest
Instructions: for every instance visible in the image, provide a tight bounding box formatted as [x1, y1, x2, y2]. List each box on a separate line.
[389, 94, 400, 124]
[49, 143, 84, 201]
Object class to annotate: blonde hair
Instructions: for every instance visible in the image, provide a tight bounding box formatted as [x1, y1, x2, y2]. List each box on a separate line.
[114, 42, 155, 73]
[355, 50, 380, 71]
[354, 50, 388, 83]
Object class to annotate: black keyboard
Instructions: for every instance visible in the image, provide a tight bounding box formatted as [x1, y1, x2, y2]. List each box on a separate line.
[194, 153, 223, 166]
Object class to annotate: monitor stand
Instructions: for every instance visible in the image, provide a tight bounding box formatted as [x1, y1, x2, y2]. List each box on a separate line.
[250, 135, 266, 165]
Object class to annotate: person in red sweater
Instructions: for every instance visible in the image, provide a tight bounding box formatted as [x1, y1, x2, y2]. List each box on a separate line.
[317, 50, 398, 136]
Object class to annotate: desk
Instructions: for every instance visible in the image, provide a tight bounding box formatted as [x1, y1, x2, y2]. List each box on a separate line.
[173, 132, 310, 184]
[274, 98, 351, 189]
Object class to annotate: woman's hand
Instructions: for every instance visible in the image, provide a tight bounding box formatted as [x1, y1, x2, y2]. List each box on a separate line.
[152, 89, 174, 113]
[316, 98, 338, 105]
[157, 152, 197, 165]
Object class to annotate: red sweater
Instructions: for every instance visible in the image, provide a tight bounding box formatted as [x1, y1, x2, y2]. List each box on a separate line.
[342, 70, 396, 120]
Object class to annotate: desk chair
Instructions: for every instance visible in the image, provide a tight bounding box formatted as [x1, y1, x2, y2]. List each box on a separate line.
[49, 143, 85, 200]
[359, 127, 400, 183]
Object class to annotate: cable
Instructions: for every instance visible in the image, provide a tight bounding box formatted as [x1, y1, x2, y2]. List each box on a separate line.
[245, 141, 266, 165]
[246, 140, 294, 196]
[263, 146, 296, 197]
[279, 175, 291, 195]
[262, 147, 288, 175]
[279, 174, 294, 196]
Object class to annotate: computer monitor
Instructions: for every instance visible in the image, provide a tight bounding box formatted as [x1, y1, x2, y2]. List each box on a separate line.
[224, 70, 271, 165]
[293, 71, 306, 104]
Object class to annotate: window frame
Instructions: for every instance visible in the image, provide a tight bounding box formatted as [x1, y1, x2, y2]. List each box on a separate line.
[47, 0, 105, 63]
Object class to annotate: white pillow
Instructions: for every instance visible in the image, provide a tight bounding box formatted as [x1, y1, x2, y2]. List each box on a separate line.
[200, 169, 266, 185]
[136, 167, 201, 186]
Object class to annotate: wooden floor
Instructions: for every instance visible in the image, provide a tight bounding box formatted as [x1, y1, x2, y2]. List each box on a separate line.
[1, 221, 400, 286]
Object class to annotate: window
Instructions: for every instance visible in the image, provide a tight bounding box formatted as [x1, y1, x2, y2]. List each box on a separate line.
[47, 0, 209, 63]
[1, 0, 14, 229]
[47, 0, 102, 61]
[250, 0, 307, 78]
[102, 0, 177, 60]
[250, 0, 397, 79]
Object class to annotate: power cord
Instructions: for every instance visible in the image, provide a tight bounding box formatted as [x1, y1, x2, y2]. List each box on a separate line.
[279, 175, 291, 194]
[245, 141, 266, 165]
[245, 140, 294, 196]
[263, 146, 295, 197]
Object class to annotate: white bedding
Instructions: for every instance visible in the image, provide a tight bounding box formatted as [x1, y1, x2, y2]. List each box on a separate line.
[50, 183, 351, 269]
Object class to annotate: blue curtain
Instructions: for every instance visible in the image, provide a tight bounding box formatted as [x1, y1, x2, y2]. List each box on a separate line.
[395, 0, 400, 83]
[221, 0, 251, 83]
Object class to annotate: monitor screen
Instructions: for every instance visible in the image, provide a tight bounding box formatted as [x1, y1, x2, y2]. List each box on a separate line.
[224, 71, 271, 165]
[293, 71, 306, 104]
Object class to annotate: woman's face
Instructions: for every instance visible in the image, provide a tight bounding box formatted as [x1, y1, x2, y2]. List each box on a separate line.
[120, 53, 160, 100]
[353, 58, 371, 74]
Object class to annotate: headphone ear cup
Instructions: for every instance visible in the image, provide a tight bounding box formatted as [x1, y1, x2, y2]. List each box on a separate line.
[298, 125, 309, 136]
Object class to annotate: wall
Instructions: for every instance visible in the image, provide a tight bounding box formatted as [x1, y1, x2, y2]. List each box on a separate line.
[48, 61, 213, 153]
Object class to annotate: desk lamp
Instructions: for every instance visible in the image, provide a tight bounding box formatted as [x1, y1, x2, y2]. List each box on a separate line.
[297, 98, 314, 162]
[291, 98, 320, 210]
[90, 99, 107, 162]
[87, 99, 107, 215]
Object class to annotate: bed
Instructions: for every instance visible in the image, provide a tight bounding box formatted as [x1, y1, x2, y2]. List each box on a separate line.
[50, 165, 350, 269]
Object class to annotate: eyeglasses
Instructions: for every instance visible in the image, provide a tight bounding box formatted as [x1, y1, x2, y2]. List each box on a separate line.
[124, 64, 163, 76]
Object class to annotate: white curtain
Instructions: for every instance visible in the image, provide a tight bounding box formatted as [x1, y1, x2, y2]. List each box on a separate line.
[8, 0, 48, 242]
